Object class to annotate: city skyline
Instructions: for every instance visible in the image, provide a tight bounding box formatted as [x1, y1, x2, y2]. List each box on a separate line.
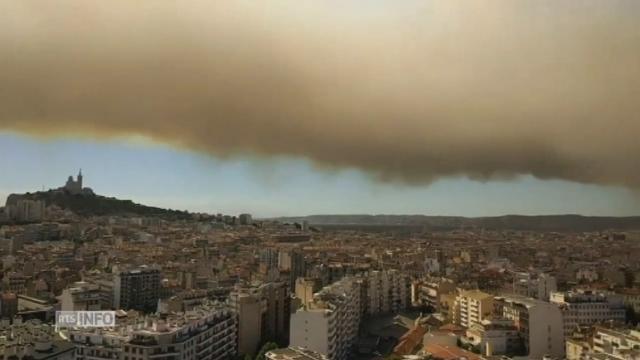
[2, 1, 640, 217]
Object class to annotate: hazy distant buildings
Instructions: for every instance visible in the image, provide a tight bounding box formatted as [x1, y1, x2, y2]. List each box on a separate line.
[239, 213, 253, 225]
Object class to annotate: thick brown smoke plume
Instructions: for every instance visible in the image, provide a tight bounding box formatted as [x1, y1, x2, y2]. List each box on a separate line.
[1, 1, 639, 186]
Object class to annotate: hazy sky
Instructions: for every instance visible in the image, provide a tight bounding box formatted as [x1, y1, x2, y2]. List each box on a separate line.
[1, 1, 640, 216]
[1, 132, 638, 217]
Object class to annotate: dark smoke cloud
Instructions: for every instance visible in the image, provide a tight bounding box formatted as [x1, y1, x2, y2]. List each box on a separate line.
[1, 1, 640, 186]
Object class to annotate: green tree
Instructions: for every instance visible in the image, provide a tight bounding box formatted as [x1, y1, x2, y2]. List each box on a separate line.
[255, 342, 279, 360]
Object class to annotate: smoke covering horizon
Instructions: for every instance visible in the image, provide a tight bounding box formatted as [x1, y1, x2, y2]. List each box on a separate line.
[1, 1, 640, 187]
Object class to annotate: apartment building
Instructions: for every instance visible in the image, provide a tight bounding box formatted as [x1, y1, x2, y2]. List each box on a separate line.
[461, 318, 521, 356]
[566, 326, 640, 360]
[412, 277, 456, 310]
[69, 301, 236, 360]
[592, 327, 640, 360]
[495, 295, 565, 359]
[59, 282, 105, 311]
[295, 278, 322, 308]
[266, 347, 329, 360]
[365, 270, 410, 315]
[260, 281, 291, 346]
[452, 290, 494, 328]
[550, 290, 626, 337]
[229, 288, 265, 357]
[0, 319, 74, 360]
[512, 272, 557, 301]
[113, 266, 161, 313]
[0, 292, 18, 320]
[230, 281, 291, 357]
[290, 277, 362, 360]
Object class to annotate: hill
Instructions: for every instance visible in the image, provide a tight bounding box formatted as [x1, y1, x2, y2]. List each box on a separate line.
[272, 214, 640, 232]
[5, 190, 190, 219]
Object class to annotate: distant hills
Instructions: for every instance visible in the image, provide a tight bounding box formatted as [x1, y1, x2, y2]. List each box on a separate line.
[272, 214, 640, 232]
[5, 191, 190, 219]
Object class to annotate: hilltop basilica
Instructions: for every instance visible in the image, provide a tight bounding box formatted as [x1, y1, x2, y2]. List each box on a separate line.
[60, 169, 94, 195]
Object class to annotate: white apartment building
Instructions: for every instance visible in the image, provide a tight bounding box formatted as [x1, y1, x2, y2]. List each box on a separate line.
[592, 327, 640, 360]
[452, 290, 494, 328]
[290, 277, 362, 360]
[0, 319, 74, 360]
[413, 277, 456, 310]
[567, 326, 640, 360]
[550, 290, 626, 337]
[512, 272, 557, 301]
[59, 282, 105, 311]
[365, 270, 410, 315]
[267, 346, 329, 360]
[495, 295, 565, 359]
[68, 301, 236, 360]
[462, 318, 520, 356]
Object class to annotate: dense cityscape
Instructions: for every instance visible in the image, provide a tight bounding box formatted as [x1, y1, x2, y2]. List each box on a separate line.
[2, 1, 640, 360]
[0, 172, 639, 360]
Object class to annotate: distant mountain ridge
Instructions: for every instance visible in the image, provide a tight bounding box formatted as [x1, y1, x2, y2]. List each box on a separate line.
[6, 190, 190, 218]
[271, 214, 640, 232]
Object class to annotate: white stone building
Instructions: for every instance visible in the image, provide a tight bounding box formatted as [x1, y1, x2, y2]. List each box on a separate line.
[495, 294, 565, 359]
[452, 289, 494, 328]
[290, 277, 362, 360]
[550, 290, 626, 337]
[68, 301, 236, 360]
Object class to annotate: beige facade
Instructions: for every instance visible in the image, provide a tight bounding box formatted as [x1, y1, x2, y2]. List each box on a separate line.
[452, 290, 494, 328]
